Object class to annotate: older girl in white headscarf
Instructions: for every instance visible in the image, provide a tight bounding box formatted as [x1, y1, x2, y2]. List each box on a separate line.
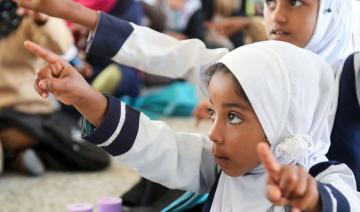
[299, 0, 360, 190]
[25, 36, 360, 211]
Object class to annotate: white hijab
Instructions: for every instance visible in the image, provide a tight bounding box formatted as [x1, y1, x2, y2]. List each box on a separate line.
[201, 41, 335, 211]
[305, 0, 354, 78]
[352, 0, 360, 51]
[305, 0, 354, 130]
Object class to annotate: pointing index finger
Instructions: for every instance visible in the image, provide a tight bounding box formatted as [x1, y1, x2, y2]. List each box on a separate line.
[24, 41, 60, 64]
[257, 142, 280, 174]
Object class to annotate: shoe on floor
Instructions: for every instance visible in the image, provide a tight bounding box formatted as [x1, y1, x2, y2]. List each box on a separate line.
[14, 148, 45, 176]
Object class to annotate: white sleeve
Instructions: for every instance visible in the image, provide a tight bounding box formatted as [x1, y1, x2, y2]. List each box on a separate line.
[87, 12, 229, 79]
[113, 23, 229, 78]
[82, 96, 217, 194]
[118, 113, 217, 193]
[312, 162, 360, 211]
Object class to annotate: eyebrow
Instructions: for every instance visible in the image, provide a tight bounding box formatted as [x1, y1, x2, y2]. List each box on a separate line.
[209, 99, 250, 111]
[222, 102, 242, 108]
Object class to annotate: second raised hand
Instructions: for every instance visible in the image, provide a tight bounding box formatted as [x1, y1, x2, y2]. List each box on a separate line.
[13, 0, 99, 31]
[24, 40, 108, 128]
[24, 40, 90, 106]
[25, 41, 65, 99]
[257, 143, 288, 206]
[257, 143, 321, 212]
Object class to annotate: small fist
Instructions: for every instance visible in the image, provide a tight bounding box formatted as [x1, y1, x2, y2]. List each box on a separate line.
[257, 143, 321, 212]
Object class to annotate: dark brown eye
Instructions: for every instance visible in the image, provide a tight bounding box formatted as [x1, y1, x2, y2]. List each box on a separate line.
[290, 0, 303, 7]
[208, 108, 215, 121]
[265, 0, 276, 9]
[228, 112, 242, 124]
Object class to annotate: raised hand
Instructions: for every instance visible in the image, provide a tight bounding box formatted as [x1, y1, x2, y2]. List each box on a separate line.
[257, 143, 321, 212]
[192, 98, 211, 127]
[25, 41, 107, 127]
[16, 7, 48, 25]
[13, 0, 98, 31]
[25, 40, 91, 105]
[13, 0, 67, 18]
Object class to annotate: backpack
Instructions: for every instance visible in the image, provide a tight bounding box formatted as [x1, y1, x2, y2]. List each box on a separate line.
[0, 108, 110, 171]
[122, 81, 198, 119]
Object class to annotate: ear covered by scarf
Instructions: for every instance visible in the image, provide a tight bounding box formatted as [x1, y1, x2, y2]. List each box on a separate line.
[0, 0, 23, 39]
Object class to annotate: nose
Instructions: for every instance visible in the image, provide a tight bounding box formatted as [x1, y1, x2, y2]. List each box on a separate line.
[208, 120, 224, 144]
[270, 3, 288, 24]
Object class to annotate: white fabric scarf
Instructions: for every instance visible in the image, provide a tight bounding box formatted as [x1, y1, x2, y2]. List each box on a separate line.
[200, 41, 335, 211]
[352, 0, 360, 51]
[305, 0, 354, 78]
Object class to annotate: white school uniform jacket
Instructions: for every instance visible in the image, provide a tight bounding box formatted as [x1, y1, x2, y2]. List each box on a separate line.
[85, 12, 360, 211]
[86, 10, 360, 190]
[82, 95, 360, 211]
[87, 11, 359, 106]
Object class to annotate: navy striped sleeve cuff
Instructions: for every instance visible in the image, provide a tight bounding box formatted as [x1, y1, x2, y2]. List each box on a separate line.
[82, 96, 140, 156]
[317, 182, 333, 212]
[310, 162, 351, 212]
[317, 182, 350, 212]
[309, 161, 341, 177]
[87, 12, 133, 59]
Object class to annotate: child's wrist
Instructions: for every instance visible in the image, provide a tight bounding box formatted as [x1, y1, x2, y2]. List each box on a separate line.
[306, 191, 321, 212]
[63, 1, 98, 31]
[59, 1, 76, 20]
[73, 85, 96, 108]
[74, 88, 108, 128]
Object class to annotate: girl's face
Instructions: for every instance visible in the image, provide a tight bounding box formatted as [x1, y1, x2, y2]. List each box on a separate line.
[264, 0, 319, 47]
[207, 72, 267, 177]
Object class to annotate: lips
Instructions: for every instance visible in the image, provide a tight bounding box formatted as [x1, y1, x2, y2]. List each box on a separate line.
[214, 154, 229, 160]
[272, 28, 290, 34]
[213, 148, 229, 160]
[214, 154, 230, 168]
[212, 145, 230, 164]
[270, 29, 290, 40]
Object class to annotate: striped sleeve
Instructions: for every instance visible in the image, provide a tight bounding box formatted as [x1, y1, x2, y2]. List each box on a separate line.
[309, 161, 360, 211]
[86, 12, 228, 79]
[87, 12, 133, 60]
[82, 95, 140, 156]
[353, 52, 360, 106]
[81, 95, 216, 193]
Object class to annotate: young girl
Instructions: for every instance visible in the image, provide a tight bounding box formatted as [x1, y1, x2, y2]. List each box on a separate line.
[24, 39, 360, 211]
[14, 0, 360, 189]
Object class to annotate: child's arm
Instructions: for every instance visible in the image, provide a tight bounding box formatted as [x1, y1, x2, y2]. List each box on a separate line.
[24, 41, 107, 128]
[257, 143, 321, 212]
[14, 0, 228, 78]
[25, 41, 218, 193]
[14, 0, 98, 31]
